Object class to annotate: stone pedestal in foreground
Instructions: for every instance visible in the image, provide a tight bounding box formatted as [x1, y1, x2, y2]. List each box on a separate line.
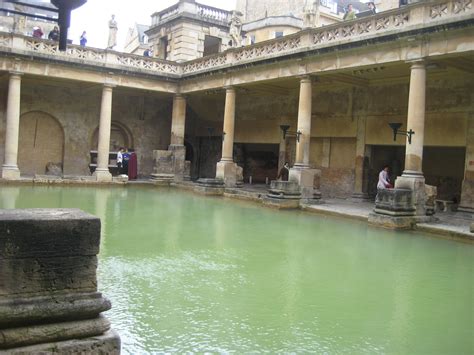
[368, 189, 417, 230]
[289, 167, 322, 204]
[0, 209, 120, 353]
[263, 181, 302, 209]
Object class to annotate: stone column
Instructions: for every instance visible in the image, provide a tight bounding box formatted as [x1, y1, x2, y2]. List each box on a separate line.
[278, 132, 287, 172]
[289, 76, 321, 202]
[2, 72, 23, 180]
[169, 94, 187, 181]
[170, 94, 186, 146]
[294, 76, 312, 168]
[216, 86, 240, 187]
[395, 60, 427, 215]
[93, 84, 114, 182]
[459, 114, 474, 212]
[352, 116, 370, 200]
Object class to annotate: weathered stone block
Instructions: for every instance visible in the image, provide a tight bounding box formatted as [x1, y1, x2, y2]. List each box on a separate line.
[194, 178, 225, 195]
[0, 209, 119, 352]
[374, 188, 416, 216]
[263, 181, 301, 209]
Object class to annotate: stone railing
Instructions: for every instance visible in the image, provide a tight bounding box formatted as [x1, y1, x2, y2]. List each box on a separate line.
[151, 3, 179, 26]
[0, 33, 180, 76]
[181, 0, 473, 75]
[197, 3, 231, 23]
[152, 1, 230, 26]
[0, 0, 471, 78]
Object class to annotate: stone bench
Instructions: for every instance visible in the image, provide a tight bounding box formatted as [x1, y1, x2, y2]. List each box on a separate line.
[435, 199, 454, 212]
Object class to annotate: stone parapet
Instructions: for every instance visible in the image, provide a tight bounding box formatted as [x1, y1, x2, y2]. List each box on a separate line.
[0, 209, 120, 352]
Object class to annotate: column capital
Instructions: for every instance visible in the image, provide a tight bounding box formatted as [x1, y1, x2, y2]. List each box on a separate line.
[406, 59, 426, 69]
[103, 83, 116, 89]
[223, 86, 235, 92]
[298, 75, 313, 84]
[174, 93, 187, 100]
[9, 71, 23, 78]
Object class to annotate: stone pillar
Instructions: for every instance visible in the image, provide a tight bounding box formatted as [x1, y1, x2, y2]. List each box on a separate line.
[289, 76, 321, 202]
[352, 116, 370, 200]
[0, 209, 120, 352]
[294, 76, 312, 168]
[216, 86, 240, 187]
[170, 94, 186, 146]
[278, 131, 287, 172]
[93, 85, 114, 182]
[459, 114, 474, 212]
[170, 94, 187, 181]
[395, 60, 427, 215]
[2, 72, 23, 180]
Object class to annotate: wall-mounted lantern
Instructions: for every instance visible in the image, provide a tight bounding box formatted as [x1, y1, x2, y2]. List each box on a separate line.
[388, 123, 415, 144]
[280, 125, 302, 143]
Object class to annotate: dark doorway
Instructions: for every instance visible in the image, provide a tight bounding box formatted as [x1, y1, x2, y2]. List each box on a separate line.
[234, 143, 279, 183]
[423, 147, 465, 201]
[203, 35, 221, 57]
[159, 36, 168, 60]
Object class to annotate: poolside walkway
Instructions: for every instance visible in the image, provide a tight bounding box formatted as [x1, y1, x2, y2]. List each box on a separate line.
[223, 184, 474, 242]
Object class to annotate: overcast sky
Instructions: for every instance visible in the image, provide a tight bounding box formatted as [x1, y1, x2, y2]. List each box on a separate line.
[63, 0, 236, 50]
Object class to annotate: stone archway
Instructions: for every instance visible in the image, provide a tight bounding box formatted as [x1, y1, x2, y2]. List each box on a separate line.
[91, 122, 133, 152]
[18, 111, 64, 176]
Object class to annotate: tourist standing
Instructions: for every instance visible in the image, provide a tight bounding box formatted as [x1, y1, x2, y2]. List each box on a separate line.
[377, 165, 393, 190]
[80, 31, 87, 46]
[343, 4, 356, 20]
[32, 26, 43, 38]
[117, 147, 124, 174]
[277, 162, 290, 181]
[367, 2, 377, 14]
[48, 26, 60, 41]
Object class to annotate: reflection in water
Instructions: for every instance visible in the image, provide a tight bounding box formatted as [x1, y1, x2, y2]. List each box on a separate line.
[1, 186, 20, 209]
[0, 186, 472, 354]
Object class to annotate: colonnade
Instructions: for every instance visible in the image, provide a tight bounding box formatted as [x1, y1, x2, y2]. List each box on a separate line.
[3, 62, 471, 213]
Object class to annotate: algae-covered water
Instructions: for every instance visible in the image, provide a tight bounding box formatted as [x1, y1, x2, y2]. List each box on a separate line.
[1, 185, 472, 354]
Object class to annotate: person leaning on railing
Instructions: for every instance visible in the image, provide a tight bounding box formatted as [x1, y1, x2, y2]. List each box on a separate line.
[343, 4, 357, 20]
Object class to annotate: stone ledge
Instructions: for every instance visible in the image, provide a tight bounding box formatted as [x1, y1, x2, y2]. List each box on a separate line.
[1, 329, 121, 354]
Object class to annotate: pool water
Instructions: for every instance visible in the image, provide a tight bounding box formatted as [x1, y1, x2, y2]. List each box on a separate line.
[1, 185, 472, 353]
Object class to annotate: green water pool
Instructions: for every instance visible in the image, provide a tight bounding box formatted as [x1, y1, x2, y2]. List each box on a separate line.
[1, 185, 472, 354]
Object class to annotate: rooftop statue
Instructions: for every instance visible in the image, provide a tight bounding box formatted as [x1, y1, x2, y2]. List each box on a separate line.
[303, 0, 320, 28]
[108, 14, 118, 49]
[229, 10, 243, 47]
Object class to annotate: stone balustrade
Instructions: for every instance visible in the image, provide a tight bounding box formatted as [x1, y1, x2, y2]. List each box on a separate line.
[152, 1, 230, 27]
[0, 0, 471, 78]
[197, 3, 231, 23]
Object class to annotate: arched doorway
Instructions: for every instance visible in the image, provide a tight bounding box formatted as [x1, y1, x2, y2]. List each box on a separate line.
[91, 122, 133, 151]
[18, 111, 64, 176]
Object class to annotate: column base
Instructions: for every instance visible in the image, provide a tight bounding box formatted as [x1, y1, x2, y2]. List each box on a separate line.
[289, 167, 322, 201]
[216, 160, 242, 188]
[459, 177, 474, 213]
[395, 174, 426, 216]
[93, 169, 112, 182]
[351, 192, 372, 201]
[1, 165, 21, 180]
